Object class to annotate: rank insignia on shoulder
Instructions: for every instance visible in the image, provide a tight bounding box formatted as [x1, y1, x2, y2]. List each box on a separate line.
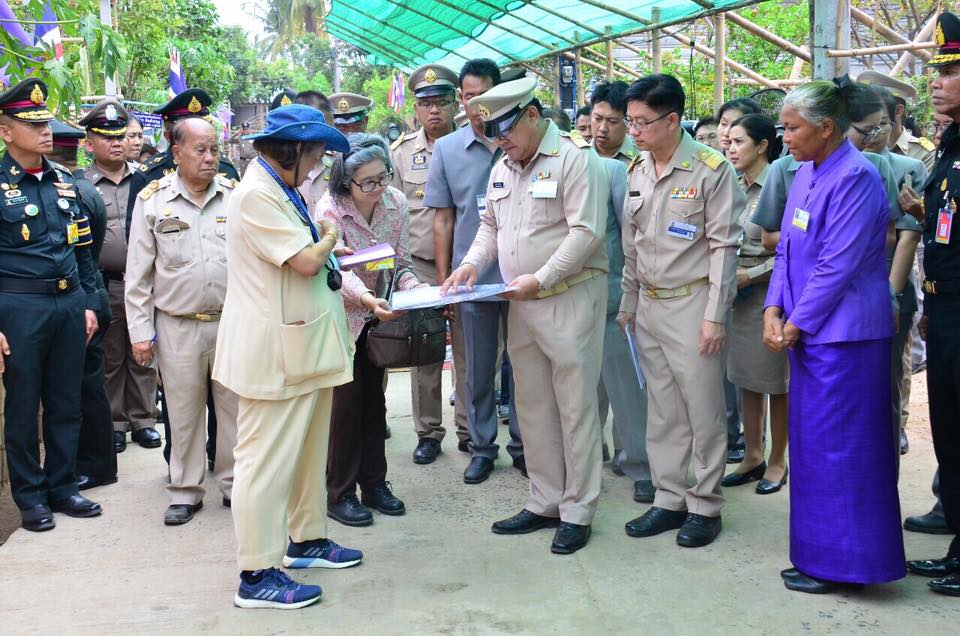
[390, 135, 405, 151]
[139, 180, 161, 200]
[627, 156, 643, 173]
[697, 149, 724, 171]
[919, 137, 936, 151]
[570, 134, 590, 149]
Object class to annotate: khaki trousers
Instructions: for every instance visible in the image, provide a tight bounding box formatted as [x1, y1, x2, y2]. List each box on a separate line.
[409, 256, 445, 441]
[508, 277, 605, 525]
[633, 284, 726, 517]
[233, 388, 333, 570]
[155, 311, 237, 505]
[104, 280, 158, 432]
[450, 305, 468, 442]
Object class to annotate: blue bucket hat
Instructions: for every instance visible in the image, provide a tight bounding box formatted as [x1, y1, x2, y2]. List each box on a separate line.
[244, 104, 349, 153]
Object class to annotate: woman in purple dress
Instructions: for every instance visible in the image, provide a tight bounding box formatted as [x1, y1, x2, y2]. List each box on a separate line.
[763, 79, 905, 594]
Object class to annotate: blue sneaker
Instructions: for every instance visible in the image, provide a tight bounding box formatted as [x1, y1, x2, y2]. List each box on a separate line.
[282, 538, 363, 569]
[234, 568, 321, 609]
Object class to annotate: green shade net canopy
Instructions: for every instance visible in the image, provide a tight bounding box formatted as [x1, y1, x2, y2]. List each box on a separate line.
[326, 0, 766, 71]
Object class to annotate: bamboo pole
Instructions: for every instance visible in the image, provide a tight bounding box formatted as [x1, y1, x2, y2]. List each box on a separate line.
[605, 26, 614, 80]
[562, 50, 633, 80]
[662, 26, 780, 89]
[828, 41, 936, 57]
[850, 6, 932, 60]
[575, 45, 585, 106]
[725, 12, 811, 61]
[615, 38, 649, 60]
[652, 7, 663, 74]
[714, 14, 726, 113]
[890, 14, 938, 75]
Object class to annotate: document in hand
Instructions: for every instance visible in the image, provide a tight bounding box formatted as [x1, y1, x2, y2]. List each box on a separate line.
[337, 243, 397, 269]
[390, 284, 517, 311]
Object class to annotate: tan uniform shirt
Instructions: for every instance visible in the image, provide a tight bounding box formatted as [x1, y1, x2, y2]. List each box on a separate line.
[620, 131, 744, 323]
[212, 160, 354, 400]
[228, 133, 257, 176]
[737, 165, 775, 282]
[892, 127, 936, 173]
[390, 126, 451, 261]
[592, 135, 638, 167]
[84, 161, 137, 273]
[125, 172, 234, 343]
[461, 120, 608, 290]
[299, 152, 336, 213]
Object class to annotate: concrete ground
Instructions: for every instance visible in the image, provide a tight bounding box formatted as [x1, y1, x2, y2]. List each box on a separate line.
[0, 370, 957, 635]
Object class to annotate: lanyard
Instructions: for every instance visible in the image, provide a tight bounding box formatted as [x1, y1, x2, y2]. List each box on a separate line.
[258, 156, 320, 242]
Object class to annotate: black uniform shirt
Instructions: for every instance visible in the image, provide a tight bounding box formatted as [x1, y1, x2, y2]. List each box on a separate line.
[923, 122, 960, 286]
[124, 150, 239, 236]
[0, 153, 98, 309]
[74, 171, 110, 315]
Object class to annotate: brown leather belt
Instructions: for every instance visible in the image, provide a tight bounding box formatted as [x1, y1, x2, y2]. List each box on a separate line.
[737, 256, 772, 267]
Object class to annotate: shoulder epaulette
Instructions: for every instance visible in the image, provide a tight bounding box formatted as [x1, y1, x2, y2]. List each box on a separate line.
[391, 132, 416, 152]
[216, 174, 237, 189]
[697, 149, 725, 171]
[918, 136, 936, 151]
[48, 160, 70, 174]
[627, 155, 643, 174]
[570, 134, 590, 149]
[138, 179, 161, 201]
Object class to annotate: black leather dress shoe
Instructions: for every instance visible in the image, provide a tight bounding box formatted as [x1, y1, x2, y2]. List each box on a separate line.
[633, 480, 655, 503]
[114, 430, 126, 453]
[625, 507, 686, 538]
[384, 424, 392, 440]
[930, 574, 960, 596]
[721, 462, 766, 487]
[413, 438, 441, 464]
[781, 568, 840, 594]
[222, 497, 231, 508]
[611, 460, 625, 476]
[904, 511, 951, 534]
[907, 556, 960, 577]
[21, 504, 55, 532]
[328, 494, 373, 527]
[551, 522, 591, 554]
[726, 446, 745, 464]
[77, 474, 118, 491]
[464, 457, 495, 484]
[131, 427, 162, 449]
[164, 502, 202, 526]
[602, 442, 611, 462]
[50, 494, 102, 518]
[512, 455, 528, 478]
[756, 466, 788, 495]
[676, 513, 722, 547]
[361, 481, 406, 515]
[491, 509, 560, 535]
[457, 439, 470, 453]
[899, 428, 909, 455]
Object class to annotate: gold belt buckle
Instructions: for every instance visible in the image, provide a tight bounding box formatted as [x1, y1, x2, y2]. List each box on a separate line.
[57, 279, 68, 291]
[924, 280, 937, 294]
[195, 313, 212, 322]
[645, 287, 659, 298]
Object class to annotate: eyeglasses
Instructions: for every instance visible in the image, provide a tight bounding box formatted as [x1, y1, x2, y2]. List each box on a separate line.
[623, 111, 672, 132]
[416, 99, 454, 111]
[850, 121, 890, 143]
[351, 171, 393, 192]
[928, 121, 950, 136]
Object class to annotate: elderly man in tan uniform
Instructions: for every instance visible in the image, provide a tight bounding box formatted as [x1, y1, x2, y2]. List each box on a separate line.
[79, 99, 161, 453]
[617, 74, 743, 548]
[125, 118, 238, 526]
[390, 63, 462, 464]
[444, 77, 609, 555]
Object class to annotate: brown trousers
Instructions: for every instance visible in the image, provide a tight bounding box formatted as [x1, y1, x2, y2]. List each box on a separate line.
[103, 280, 158, 432]
[327, 328, 388, 504]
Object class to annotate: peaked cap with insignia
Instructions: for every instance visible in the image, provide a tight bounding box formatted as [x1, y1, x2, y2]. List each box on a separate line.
[78, 98, 129, 137]
[329, 92, 373, 125]
[408, 64, 458, 98]
[50, 119, 86, 148]
[154, 88, 212, 121]
[929, 11, 960, 67]
[467, 76, 538, 139]
[0, 78, 54, 122]
[270, 88, 296, 111]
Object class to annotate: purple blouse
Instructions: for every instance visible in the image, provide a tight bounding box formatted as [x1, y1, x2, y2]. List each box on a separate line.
[764, 140, 894, 344]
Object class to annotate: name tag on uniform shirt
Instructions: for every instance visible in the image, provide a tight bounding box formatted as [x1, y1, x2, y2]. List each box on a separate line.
[530, 180, 558, 199]
[792, 207, 810, 232]
[476, 194, 487, 216]
[936, 207, 954, 244]
[667, 220, 696, 240]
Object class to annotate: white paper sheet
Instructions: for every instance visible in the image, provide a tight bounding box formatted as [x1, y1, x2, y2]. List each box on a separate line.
[390, 284, 516, 310]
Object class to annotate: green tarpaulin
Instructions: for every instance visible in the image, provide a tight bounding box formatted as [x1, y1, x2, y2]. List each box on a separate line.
[327, 0, 765, 70]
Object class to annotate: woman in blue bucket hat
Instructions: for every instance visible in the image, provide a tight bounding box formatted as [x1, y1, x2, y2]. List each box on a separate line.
[213, 104, 364, 609]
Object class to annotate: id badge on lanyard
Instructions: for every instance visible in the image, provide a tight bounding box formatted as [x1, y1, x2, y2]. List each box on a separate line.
[937, 189, 955, 245]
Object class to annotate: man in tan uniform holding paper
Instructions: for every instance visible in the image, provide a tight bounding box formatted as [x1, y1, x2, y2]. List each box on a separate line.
[444, 77, 609, 555]
[617, 74, 743, 548]
[390, 63, 461, 464]
[125, 118, 238, 526]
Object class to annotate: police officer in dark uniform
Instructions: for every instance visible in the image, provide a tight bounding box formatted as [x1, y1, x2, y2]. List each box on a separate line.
[0, 79, 103, 531]
[124, 88, 238, 470]
[905, 11, 960, 597]
[48, 119, 118, 491]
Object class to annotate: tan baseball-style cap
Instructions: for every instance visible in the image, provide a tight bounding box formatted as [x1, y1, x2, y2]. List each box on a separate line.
[408, 64, 458, 98]
[467, 76, 538, 139]
[856, 70, 917, 102]
[329, 92, 373, 125]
